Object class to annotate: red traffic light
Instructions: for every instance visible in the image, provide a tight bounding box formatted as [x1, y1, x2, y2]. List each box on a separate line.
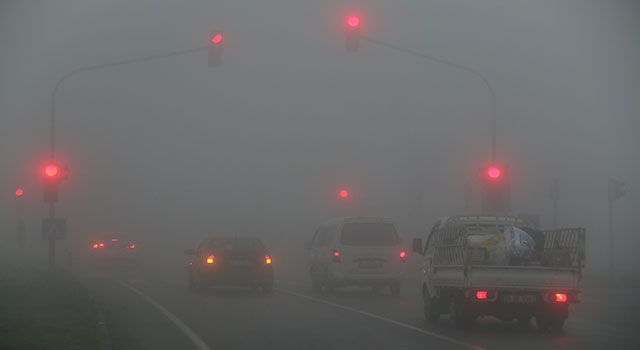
[15, 188, 24, 197]
[487, 166, 501, 179]
[339, 189, 349, 198]
[45, 164, 59, 177]
[347, 15, 360, 28]
[211, 34, 223, 44]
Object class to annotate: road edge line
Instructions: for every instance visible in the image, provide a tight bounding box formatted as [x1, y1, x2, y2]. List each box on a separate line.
[276, 288, 485, 350]
[120, 282, 212, 350]
[95, 304, 112, 350]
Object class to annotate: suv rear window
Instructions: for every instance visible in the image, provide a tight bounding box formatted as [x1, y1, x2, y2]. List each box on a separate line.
[339, 223, 399, 246]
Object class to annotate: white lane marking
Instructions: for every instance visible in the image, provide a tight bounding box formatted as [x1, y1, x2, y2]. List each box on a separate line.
[120, 282, 212, 350]
[276, 288, 485, 350]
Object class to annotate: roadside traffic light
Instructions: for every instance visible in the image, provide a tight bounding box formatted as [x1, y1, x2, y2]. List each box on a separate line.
[608, 177, 625, 201]
[339, 189, 350, 199]
[208, 32, 223, 67]
[479, 165, 510, 214]
[345, 15, 360, 52]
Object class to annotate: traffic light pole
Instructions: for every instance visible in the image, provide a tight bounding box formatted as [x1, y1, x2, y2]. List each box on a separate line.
[48, 202, 55, 270]
[360, 35, 497, 163]
[47, 46, 207, 270]
[607, 193, 614, 275]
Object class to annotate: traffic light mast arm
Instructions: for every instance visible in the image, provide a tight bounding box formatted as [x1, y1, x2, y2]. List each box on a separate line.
[359, 35, 497, 163]
[50, 46, 208, 160]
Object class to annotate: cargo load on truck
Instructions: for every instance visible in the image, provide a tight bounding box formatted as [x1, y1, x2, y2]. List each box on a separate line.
[413, 215, 586, 332]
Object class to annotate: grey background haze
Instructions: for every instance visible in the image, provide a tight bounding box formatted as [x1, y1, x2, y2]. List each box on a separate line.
[1, 0, 638, 274]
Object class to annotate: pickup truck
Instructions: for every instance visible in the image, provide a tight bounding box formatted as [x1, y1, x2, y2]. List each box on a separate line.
[412, 215, 585, 332]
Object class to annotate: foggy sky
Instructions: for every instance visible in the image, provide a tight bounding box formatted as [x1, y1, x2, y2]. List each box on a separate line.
[1, 0, 638, 273]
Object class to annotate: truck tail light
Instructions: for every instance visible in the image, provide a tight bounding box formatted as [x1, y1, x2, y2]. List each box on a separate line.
[476, 290, 488, 300]
[554, 293, 567, 303]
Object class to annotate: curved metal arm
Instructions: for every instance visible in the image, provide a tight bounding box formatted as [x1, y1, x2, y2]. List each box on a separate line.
[49, 46, 207, 160]
[361, 35, 497, 163]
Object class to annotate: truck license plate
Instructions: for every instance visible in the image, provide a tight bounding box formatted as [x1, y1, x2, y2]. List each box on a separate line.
[502, 295, 536, 303]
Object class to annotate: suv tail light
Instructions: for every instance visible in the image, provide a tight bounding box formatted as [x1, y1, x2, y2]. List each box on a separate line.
[265, 255, 272, 264]
[332, 250, 341, 262]
[206, 255, 215, 264]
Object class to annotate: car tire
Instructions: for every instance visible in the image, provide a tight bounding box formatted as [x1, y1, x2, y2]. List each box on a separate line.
[310, 279, 322, 293]
[389, 283, 401, 297]
[423, 287, 440, 323]
[261, 283, 273, 295]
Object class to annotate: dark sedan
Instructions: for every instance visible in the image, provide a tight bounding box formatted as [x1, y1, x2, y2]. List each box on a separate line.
[185, 236, 274, 294]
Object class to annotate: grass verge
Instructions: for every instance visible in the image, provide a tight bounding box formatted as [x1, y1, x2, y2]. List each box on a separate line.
[0, 266, 101, 350]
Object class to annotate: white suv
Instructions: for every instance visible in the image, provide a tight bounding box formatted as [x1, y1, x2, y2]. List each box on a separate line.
[307, 217, 407, 295]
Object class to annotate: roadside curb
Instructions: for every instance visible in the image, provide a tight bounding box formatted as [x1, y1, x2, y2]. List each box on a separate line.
[95, 304, 112, 350]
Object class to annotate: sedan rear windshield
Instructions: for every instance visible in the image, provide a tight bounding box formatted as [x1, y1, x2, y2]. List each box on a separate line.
[210, 238, 265, 252]
[340, 223, 399, 246]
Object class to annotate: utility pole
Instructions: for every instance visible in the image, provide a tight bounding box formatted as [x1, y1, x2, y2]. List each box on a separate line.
[549, 179, 559, 228]
[607, 176, 625, 274]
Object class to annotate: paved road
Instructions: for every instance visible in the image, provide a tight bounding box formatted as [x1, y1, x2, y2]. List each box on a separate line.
[80, 261, 639, 350]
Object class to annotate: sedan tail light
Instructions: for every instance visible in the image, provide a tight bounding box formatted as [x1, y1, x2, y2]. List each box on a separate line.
[128, 243, 136, 249]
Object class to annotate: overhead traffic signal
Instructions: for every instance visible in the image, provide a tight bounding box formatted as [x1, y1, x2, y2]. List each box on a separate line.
[208, 32, 224, 67]
[339, 189, 350, 199]
[15, 187, 24, 197]
[344, 15, 361, 52]
[479, 165, 510, 214]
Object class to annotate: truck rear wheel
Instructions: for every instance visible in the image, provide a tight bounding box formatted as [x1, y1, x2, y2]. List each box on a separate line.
[449, 298, 474, 329]
[536, 315, 565, 333]
[422, 288, 440, 323]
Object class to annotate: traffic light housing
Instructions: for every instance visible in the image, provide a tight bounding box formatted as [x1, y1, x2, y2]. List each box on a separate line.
[479, 165, 510, 214]
[208, 32, 223, 67]
[345, 15, 361, 52]
[43, 163, 68, 203]
[608, 177, 625, 201]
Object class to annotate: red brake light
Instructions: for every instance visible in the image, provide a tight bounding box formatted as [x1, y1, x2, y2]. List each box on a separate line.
[265, 255, 272, 264]
[99, 243, 105, 247]
[476, 290, 488, 300]
[332, 250, 341, 262]
[399, 251, 407, 259]
[111, 238, 118, 242]
[15, 188, 24, 197]
[206, 255, 215, 264]
[554, 293, 567, 303]
[92, 243, 99, 249]
[128, 243, 136, 249]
